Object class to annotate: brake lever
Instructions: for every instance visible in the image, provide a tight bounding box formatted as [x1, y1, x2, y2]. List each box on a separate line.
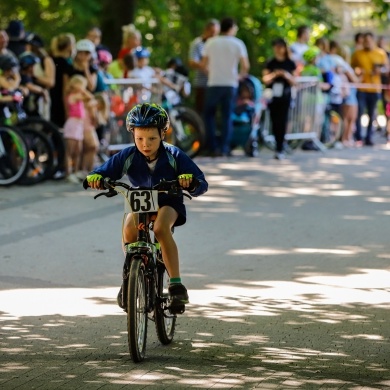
[93, 190, 118, 199]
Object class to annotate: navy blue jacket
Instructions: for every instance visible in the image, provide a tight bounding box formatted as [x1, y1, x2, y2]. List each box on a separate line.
[92, 142, 208, 221]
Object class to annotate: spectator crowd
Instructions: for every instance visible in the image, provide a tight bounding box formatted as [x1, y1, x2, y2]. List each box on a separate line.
[1, 18, 389, 179]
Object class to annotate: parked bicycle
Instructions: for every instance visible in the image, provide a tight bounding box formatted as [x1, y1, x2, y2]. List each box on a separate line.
[0, 89, 65, 185]
[0, 125, 29, 186]
[85, 177, 191, 362]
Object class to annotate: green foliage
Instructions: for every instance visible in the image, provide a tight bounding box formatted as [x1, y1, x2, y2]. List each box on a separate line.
[1, 0, 338, 75]
[0, 0, 101, 43]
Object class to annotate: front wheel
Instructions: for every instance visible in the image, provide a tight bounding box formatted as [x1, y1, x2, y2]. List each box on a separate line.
[155, 262, 176, 345]
[127, 256, 148, 362]
[166, 106, 206, 158]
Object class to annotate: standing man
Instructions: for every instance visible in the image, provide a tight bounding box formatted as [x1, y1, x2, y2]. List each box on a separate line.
[201, 17, 249, 157]
[351, 32, 388, 146]
[188, 19, 220, 115]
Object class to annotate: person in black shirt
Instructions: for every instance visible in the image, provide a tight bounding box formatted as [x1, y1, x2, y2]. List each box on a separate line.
[50, 33, 75, 128]
[262, 38, 297, 159]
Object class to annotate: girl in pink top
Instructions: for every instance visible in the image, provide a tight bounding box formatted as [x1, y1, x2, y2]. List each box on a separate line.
[63, 75, 94, 183]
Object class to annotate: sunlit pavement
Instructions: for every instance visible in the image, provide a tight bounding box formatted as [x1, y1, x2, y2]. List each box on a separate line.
[1, 134, 390, 389]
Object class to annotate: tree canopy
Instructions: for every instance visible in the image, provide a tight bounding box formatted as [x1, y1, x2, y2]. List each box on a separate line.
[1, 0, 341, 75]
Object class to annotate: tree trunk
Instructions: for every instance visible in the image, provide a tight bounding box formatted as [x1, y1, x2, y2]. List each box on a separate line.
[100, 0, 137, 58]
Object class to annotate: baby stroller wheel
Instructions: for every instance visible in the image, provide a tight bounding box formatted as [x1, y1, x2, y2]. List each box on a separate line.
[244, 136, 259, 157]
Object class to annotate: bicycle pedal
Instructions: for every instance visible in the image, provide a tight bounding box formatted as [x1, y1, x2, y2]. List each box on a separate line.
[169, 304, 185, 315]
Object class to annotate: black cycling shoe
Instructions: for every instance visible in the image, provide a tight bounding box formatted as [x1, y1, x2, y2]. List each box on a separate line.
[117, 286, 126, 311]
[168, 283, 189, 314]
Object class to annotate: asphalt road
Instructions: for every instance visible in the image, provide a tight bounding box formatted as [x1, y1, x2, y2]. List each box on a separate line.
[1, 140, 390, 389]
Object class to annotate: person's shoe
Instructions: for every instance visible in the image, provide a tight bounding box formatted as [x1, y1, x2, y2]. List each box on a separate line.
[67, 173, 80, 184]
[168, 283, 189, 314]
[117, 285, 126, 311]
[274, 152, 286, 160]
[75, 170, 87, 181]
[354, 140, 363, 148]
[364, 139, 374, 146]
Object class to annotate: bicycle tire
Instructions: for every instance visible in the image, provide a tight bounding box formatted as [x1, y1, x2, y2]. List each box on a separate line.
[0, 126, 29, 186]
[167, 106, 206, 158]
[155, 262, 176, 345]
[321, 110, 343, 148]
[127, 256, 148, 362]
[18, 128, 54, 185]
[17, 117, 66, 179]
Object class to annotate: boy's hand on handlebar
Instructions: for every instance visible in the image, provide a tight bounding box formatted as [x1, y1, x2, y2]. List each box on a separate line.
[85, 173, 104, 190]
[177, 174, 199, 192]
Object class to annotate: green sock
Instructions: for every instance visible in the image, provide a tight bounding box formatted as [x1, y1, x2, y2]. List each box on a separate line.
[170, 277, 182, 285]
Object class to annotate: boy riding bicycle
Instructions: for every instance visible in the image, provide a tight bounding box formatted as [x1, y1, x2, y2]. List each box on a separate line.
[85, 103, 208, 312]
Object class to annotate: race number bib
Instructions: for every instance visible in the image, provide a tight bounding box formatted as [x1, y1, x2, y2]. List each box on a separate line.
[272, 82, 284, 98]
[125, 190, 159, 213]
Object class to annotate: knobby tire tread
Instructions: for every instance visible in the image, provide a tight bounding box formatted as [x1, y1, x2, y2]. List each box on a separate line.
[127, 257, 148, 362]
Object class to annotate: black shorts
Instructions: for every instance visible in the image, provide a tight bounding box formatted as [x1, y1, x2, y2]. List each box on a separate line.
[158, 197, 186, 227]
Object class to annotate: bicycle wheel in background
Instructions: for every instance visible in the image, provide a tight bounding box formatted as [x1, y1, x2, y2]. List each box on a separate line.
[155, 261, 176, 345]
[0, 126, 29, 186]
[127, 256, 148, 362]
[17, 117, 66, 179]
[18, 128, 54, 185]
[167, 106, 206, 158]
[321, 110, 343, 148]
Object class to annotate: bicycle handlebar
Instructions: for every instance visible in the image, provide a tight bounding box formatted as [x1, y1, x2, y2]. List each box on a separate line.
[86, 177, 192, 200]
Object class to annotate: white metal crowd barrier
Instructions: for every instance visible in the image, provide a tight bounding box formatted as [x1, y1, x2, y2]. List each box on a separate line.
[262, 76, 326, 151]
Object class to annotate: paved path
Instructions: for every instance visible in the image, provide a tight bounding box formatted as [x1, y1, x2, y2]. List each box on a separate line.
[1, 140, 390, 389]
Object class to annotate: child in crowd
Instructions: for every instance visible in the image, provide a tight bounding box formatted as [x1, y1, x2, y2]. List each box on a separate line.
[95, 49, 114, 93]
[0, 54, 21, 92]
[300, 47, 329, 138]
[328, 60, 349, 116]
[85, 103, 208, 313]
[94, 92, 110, 146]
[19, 52, 48, 117]
[131, 47, 155, 79]
[63, 74, 95, 183]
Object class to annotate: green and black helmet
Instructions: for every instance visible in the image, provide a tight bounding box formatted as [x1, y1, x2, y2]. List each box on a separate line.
[126, 103, 170, 135]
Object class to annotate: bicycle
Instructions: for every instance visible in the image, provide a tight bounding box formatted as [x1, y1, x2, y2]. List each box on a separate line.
[0, 125, 29, 186]
[320, 106, 343, 148]
[85, 177, 191, 362]
[1, 90, 66, 182]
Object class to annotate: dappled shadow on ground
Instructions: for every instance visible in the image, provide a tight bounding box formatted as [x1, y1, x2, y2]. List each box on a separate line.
[1, 149, 390, 388]
[0, 269, 389, 389]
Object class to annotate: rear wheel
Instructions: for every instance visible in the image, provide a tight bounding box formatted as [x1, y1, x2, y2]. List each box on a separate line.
[127, 256, 148, 362]
[321, 110, 343, 148]
[155, 261, 176, 344]
[166, 106, 206, 158]
[18, 128, 54, 185]
[0, 126, 29, 186]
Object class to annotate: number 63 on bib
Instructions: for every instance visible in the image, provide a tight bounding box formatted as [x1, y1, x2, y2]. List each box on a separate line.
[124, 190, 159, 213]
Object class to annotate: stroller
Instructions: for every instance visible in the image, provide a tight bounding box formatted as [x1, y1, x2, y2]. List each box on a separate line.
[231, 75, 263, 157]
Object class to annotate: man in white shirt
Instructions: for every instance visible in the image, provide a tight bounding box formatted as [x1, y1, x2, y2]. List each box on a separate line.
[188, 19, 220, 114]
[201, 17, 250, 156]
